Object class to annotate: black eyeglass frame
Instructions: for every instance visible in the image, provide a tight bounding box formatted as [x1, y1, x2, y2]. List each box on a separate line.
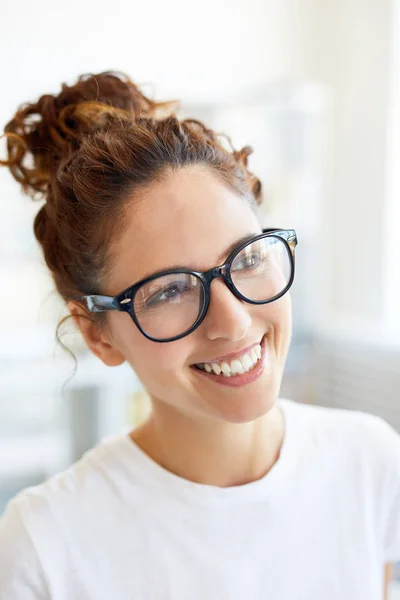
[82, 228, 298, 343]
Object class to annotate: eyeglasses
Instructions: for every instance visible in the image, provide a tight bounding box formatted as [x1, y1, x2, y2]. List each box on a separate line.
[82, 228, 298, 343]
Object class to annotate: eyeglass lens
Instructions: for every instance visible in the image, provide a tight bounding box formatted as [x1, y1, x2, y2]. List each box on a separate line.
[133, 235, 291, 340]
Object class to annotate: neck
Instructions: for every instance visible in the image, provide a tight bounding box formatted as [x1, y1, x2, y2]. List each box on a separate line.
[129, 398, 285, 488]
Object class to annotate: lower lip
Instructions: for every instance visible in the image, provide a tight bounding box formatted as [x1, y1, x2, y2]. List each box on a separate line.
[191, 335, 268, 388]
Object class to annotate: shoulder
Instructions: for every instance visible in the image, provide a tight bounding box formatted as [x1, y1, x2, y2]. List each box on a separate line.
[0, 431, 128, 597]
[0, 495, 49, 598]
[0, 431, 132, 597]
[280, 396, 398, 436]
[0, 431, 128, 545]
[280, 397, 400, 468]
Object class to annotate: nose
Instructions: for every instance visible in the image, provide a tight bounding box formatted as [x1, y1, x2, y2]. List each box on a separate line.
[203, 279, 252, 342]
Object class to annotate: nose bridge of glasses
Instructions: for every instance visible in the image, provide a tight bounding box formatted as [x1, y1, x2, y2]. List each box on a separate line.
[207, 264, 229, 283]
[204, 264, 251, 331]
[201, 264, 232, 298]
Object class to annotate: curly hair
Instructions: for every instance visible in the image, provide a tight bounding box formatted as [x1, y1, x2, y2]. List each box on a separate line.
[1, 70, 263, 315]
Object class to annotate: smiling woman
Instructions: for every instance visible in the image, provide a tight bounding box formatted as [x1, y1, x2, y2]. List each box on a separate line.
[0, 71, 399, 600]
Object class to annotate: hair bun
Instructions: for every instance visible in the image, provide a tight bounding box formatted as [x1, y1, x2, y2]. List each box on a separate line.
[0, 71, 178, 199]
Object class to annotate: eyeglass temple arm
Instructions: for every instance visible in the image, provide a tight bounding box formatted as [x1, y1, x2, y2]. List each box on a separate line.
[82, 295, 121, 312]
[262, 227, 297, 241]
[262, 227, 295, 236]
[262, 228, 297, 255]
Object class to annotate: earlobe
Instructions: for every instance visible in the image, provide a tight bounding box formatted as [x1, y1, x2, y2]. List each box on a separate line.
[67, 301, 126, 367]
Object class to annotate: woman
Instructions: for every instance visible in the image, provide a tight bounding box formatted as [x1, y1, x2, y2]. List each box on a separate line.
[0, 71, 398, 600]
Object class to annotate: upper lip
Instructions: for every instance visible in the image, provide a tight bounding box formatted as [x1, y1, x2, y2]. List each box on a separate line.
[192, 336, 264, 365]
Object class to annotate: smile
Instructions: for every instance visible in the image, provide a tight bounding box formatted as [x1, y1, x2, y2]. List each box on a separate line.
[194, 342, 262, 376]
[191, 335, 268, 388]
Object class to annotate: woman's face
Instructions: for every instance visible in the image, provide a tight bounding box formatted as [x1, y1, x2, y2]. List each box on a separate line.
[103, 166, 292, 424]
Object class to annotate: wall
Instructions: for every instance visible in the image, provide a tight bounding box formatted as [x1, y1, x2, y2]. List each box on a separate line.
[296, 0, 395, 337]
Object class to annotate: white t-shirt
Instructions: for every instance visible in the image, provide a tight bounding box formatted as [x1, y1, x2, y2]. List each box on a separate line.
[1, 398, 400, 600]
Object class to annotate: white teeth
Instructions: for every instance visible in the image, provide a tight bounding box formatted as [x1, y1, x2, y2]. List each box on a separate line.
[220, 362, 231, 376]
[211, 362, 222, 375]
[241, 353, 253, 372]
[230, 359, 244, 375]
[195, 341, 263, 377]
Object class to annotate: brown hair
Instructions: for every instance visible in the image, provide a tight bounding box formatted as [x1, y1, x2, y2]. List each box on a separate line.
[1, 70, 263, 322]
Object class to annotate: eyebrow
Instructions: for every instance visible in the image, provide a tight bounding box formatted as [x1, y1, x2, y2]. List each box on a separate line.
[148, 231, 261, 276]
[220, 232, 261, 262]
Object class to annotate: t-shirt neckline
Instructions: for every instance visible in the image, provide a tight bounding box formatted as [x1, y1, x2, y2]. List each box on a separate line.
[116, 398, 298, 506]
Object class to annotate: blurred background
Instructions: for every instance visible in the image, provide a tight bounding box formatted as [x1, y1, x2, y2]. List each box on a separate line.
[0, 0, 399, 590]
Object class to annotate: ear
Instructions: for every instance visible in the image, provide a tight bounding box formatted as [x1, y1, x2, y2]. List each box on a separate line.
[67, 301, 126, 367]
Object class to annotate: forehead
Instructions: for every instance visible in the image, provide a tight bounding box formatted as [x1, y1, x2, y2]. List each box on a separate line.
[108, 166, 260, 291]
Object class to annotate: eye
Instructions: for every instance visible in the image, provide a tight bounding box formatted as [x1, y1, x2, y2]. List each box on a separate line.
[233, 251, 263, 271]
[245, 252, 261, 267]
[145, 281, 190, 307]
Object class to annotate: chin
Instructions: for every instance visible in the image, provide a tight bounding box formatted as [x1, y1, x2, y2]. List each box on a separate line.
[207, 380, 280, 424]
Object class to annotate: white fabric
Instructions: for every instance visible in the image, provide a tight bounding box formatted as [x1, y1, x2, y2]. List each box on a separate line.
[1, 398, 400, 600]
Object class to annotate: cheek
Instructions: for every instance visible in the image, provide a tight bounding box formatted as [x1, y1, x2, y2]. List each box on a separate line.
[278, 293, 292, 327]
[274, 295, 292, 354]
[109, 315, 192, 383]
[256, 291, 291, 321]
[133, 344, 194, 399]
[259, 294, 292, 342]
